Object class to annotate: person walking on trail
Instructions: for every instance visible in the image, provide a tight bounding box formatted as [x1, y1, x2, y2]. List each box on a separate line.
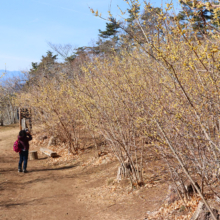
[18, 129, 32, 173]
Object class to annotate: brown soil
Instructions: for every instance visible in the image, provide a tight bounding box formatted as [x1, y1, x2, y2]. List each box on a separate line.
[0, 124, 168, 220]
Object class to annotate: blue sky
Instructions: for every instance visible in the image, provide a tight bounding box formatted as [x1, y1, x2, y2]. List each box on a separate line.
[0, 0, 180, 72]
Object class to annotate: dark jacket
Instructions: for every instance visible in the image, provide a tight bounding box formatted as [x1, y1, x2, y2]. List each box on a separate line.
[18, 135, 32, 151]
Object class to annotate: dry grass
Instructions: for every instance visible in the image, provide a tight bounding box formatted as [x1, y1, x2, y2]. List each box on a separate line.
[146, 196, 201, 220]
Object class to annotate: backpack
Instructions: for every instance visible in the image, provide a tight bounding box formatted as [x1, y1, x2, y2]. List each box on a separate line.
[13, 139, 22, 153]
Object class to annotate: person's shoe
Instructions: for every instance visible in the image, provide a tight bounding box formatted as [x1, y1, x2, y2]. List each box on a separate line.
[18, 169, 22, 173]
[23, 170, 27, 173]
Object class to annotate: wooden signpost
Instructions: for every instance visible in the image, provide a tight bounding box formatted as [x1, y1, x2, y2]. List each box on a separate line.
[19, 108, 32, 131]
[19, 108, 38, 159]
[19, 108, 58, 159]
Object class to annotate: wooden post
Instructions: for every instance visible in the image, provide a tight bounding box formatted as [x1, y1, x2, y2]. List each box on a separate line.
[29, 108, 32, 133]
[0, 101, 3, 126]
[19, 108, 22, 131]
[19, 108, 32, 131]
[29, 151, 38, 160]
[0, 115, 3, 126]
[21, 118, 26, 130]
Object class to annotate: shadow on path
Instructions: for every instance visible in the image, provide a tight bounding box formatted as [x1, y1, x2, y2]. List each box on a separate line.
[0, 162, 80, 173]
[0, 194, 73, 208]
[30, 162, 80, 172]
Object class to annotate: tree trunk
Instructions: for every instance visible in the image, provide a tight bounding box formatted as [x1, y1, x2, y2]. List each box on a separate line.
[0, 116, 3, 126]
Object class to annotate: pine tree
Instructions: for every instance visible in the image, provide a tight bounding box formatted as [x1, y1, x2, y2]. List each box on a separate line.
[29, 51, 58, 78]
[98, 18, 120, 39]
[176, 0, 220, 37]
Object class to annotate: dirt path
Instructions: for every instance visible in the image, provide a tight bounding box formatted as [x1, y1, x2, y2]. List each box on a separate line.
[0, 125, 167, 220]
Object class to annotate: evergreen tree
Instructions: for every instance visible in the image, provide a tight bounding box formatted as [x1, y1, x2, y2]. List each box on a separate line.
[29, 51, 58, 79]
[40, 51, 58, 67]
[30, 62, 38, 72]
[95, 18, 121, 54]
[98, 18, 120, 39]
[127, 4, 140, 23]
[65, 54, 76, 63]
[176, 0, 220, 37]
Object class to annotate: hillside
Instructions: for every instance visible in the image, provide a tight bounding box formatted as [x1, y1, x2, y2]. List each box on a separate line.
[0, 70, 22, 80]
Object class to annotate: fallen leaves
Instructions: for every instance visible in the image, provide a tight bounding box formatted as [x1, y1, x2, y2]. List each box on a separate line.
[145, 196, 201, 220]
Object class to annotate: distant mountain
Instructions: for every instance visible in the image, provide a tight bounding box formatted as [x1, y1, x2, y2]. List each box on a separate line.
[0, 70, 23, 79]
